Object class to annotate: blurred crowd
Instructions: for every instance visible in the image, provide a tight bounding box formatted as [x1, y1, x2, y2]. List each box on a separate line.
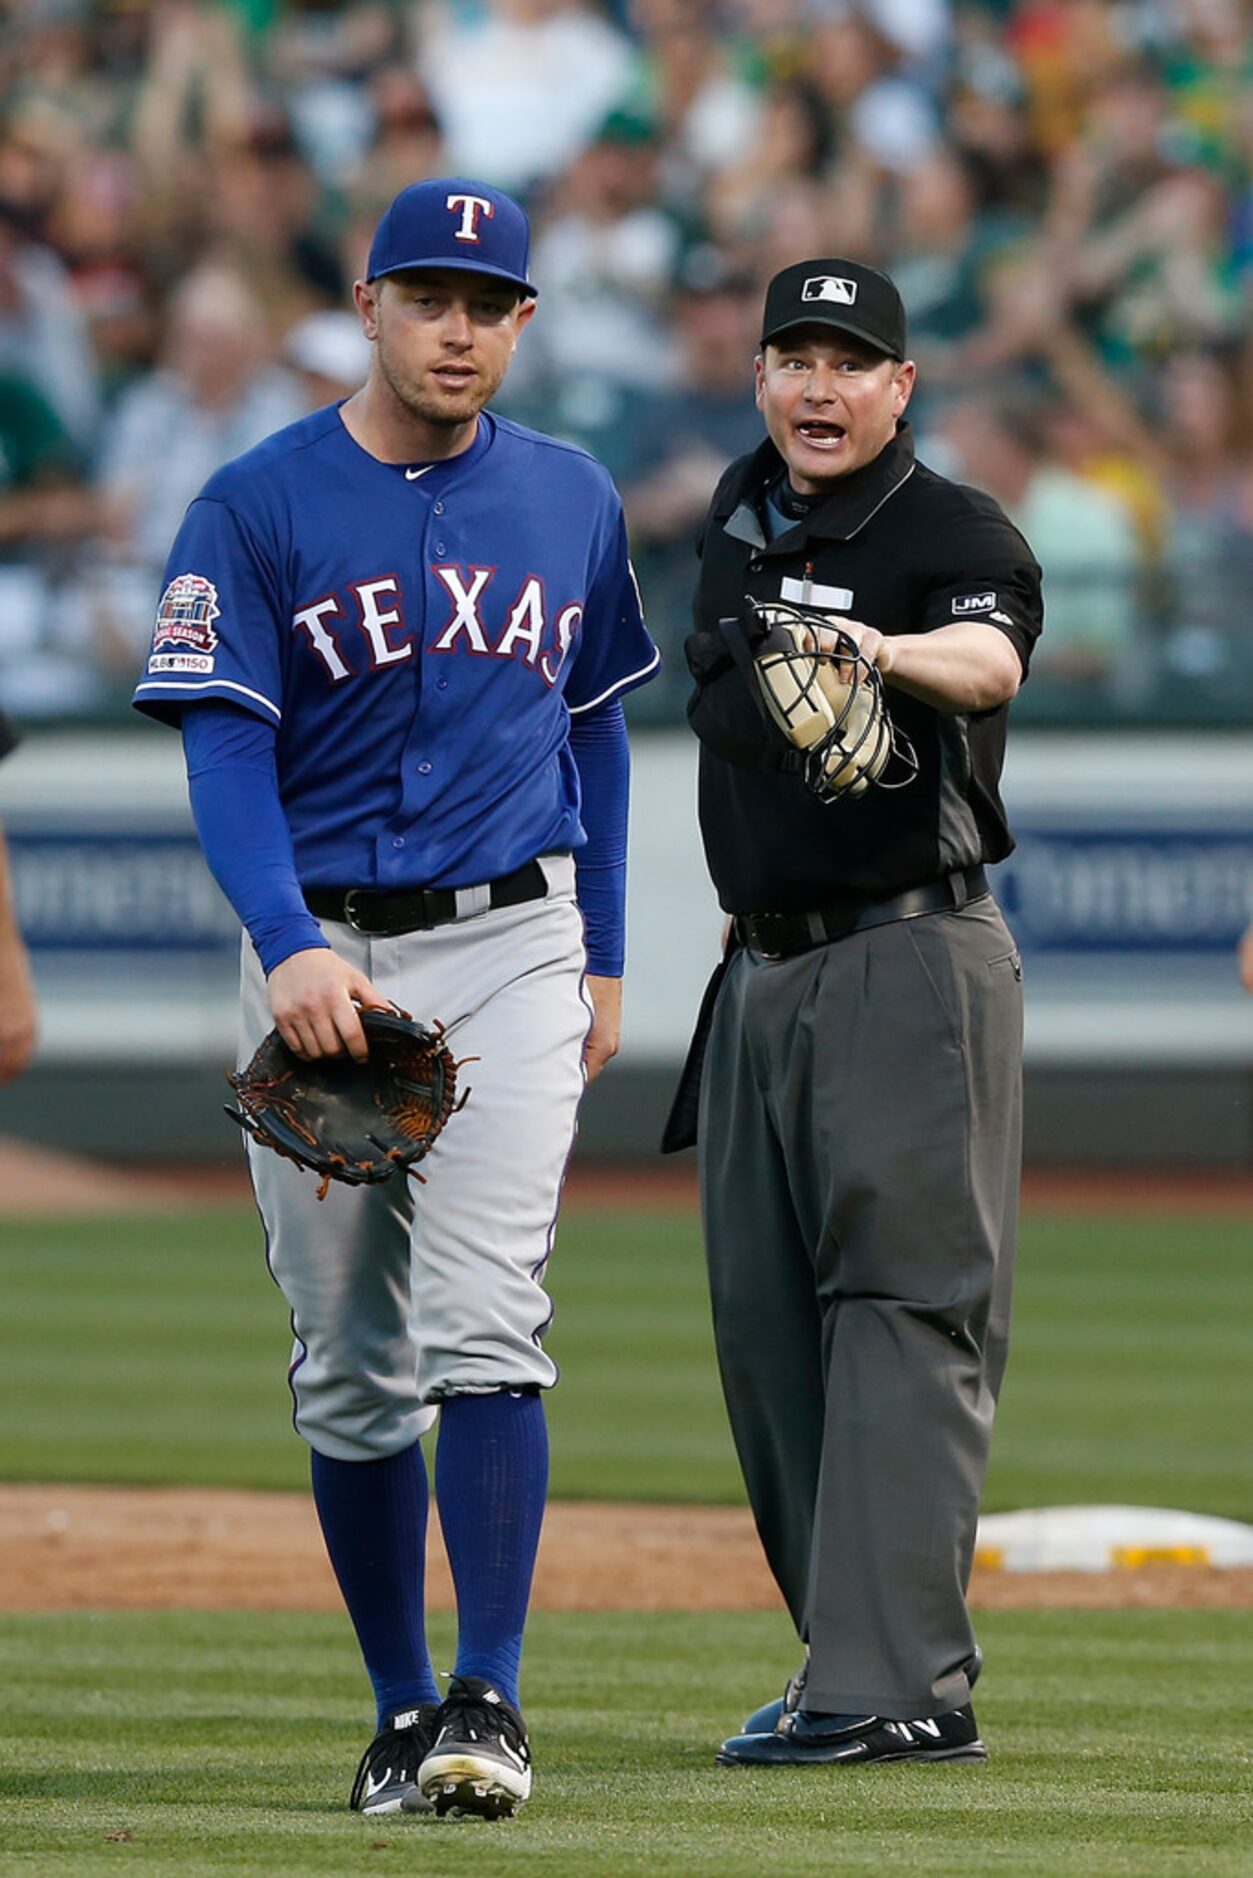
[0, 0, 1249, 724]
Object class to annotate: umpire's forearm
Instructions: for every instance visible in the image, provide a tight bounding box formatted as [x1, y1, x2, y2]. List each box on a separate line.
[878, 621, 1023, 714]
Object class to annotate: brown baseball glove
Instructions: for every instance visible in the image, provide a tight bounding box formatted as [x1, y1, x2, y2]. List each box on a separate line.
[226, 1007, 467, 1200]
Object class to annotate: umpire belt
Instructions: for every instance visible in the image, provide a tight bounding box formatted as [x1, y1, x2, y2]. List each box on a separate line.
[304, 858, 550, 938]
[734, 865, 989, 960]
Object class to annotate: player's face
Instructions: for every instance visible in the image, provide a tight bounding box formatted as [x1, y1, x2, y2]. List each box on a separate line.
[755, 330, 915, 492]
[358, 268, 535, 433]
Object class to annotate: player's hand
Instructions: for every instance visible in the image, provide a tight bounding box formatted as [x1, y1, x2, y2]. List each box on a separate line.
[266, 947, 389, 1064]
[583, 974, 622, 1083]
[0, 933, 37, 1083]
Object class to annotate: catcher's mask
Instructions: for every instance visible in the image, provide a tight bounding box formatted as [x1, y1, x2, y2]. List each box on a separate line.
[744, 597, 918, 804]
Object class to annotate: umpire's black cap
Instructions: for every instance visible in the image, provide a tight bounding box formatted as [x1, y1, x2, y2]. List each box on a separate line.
[760, 259, 906, 359]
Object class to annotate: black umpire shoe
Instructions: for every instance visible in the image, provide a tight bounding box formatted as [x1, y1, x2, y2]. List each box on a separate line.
[739, 1648, 810, 1736]
[740, 1642, 981, 1737]
[349, 1703, 442, 1814]
[716, 1702, 987, 1767]
[417, 1675, 533, 1819]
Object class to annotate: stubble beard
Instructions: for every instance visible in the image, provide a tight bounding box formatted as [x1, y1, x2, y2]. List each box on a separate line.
[377, 339, 502, 432]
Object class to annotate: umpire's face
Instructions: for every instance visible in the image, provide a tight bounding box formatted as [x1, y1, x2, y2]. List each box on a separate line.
[755, 329, 915, 493]
[356, 266, 535, 432]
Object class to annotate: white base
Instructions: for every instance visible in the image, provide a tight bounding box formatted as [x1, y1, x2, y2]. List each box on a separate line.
[975, 1505, 1253, 1572]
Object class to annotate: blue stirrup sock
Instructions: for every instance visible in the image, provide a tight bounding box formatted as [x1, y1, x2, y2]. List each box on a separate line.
[435, 1389, 549, 1711]
[310, 1441, 441, 1727]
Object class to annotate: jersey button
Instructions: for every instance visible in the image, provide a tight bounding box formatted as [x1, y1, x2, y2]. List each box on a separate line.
[418, 761, 433, 775]
[391, 836, 405, 848]
[433, 500, 445, 516]
[434, 541, 446, 555]
[436, 677, 448, 690]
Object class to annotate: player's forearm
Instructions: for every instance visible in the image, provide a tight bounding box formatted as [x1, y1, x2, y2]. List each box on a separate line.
[568, 699, 629, 976]
[182, 706, 329, 975]
[879, 621, 1023, 715]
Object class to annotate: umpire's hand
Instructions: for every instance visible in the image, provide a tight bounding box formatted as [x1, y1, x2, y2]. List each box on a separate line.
[267, 948, 389, 1063]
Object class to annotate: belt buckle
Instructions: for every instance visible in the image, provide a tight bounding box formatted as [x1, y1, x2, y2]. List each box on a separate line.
[343, 889, 371, 933]
[752, 916, 786, 961]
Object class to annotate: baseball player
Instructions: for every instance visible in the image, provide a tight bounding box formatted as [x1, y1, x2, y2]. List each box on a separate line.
[665, 258, 1042, 1765]
[0, 712, 37, 1084]
[132, 178, 658, 1819]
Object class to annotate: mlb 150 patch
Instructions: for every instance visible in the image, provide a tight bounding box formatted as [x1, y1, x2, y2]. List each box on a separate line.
[149, 572, 220, 674]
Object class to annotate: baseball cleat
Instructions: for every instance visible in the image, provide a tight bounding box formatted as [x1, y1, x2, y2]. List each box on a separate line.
[417, 1675, 532, 1819]
[717, 1701, 987, 1767]
[740, 1642, 981, 1737]
[349, 1702, 442, 1814]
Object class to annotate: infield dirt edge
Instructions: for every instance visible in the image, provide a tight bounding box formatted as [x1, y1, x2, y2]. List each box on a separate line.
[2, 1484, 1251, 1613]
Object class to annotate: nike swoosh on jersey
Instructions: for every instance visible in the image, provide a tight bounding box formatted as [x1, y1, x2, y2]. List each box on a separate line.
[405, 466, 433, 480]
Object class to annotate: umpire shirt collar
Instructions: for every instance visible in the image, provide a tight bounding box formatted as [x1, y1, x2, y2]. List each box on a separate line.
[718, 420, 916, 550]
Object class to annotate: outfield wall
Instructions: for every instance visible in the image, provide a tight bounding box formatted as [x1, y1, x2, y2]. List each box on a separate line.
[1, 729, 1250, 1165]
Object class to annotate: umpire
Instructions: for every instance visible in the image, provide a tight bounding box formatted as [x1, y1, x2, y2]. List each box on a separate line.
[666, 259, 1043, 1766]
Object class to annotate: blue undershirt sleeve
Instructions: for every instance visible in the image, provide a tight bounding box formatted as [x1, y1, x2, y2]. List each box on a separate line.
[567, 697, 628, 977]
[182, 702, 329, 977]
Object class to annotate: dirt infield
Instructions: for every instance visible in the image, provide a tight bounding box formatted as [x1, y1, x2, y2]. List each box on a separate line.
[2, 1135, 1252, 1216]
[2, 1484, 1251, 1613]
[2, 1142, 1248, 1617]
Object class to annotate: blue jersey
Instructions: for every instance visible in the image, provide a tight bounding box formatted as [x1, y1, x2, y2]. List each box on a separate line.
[133, 406, 658, 889]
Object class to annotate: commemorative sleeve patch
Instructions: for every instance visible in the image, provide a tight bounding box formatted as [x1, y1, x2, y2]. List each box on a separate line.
[148, 572, 221, 674]
[951, 592, 997, 614]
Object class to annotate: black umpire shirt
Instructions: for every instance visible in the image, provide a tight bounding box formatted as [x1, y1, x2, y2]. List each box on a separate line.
[686, 421, 1043, 912]
[0, 713, 16, 764]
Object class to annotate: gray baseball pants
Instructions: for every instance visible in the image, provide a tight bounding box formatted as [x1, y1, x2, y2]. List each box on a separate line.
[239, 856, 590, 1462]
[698, 895, 1022, 1720]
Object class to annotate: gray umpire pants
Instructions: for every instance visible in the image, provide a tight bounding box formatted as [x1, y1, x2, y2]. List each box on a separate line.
[698, 895, 1022, 1720]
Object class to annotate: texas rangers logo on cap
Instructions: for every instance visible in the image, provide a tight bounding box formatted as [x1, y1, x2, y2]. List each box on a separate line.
[366, 177, 537, 297]
[802, 276, 858, 306]
[148, 571, 220, 673]
[445, 191, 494, 244]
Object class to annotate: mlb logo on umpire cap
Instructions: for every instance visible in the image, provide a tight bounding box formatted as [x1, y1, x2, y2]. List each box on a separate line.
[761, 257, 906, 359]
[366, 177, 537, 297]
[803, 276, 858, 306]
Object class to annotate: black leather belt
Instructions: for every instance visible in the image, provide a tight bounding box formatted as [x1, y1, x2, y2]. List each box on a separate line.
[734, 865, 989, 960]
[305, 858, 549, 937]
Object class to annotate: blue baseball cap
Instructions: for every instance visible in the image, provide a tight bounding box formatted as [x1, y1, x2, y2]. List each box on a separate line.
[366, 177, 537, 297]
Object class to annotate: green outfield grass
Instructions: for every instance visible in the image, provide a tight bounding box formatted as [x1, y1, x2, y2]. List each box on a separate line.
[1, 1607, 1250, 1875]
[0, 1203, 1249, 1515]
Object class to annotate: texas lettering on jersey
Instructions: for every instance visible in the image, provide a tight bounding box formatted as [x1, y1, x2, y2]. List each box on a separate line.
[133, 407, 659, 887]
[291, 567, 582, 688]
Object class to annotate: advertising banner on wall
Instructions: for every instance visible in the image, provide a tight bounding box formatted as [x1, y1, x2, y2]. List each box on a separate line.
[1, 731, 1250, 1067]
